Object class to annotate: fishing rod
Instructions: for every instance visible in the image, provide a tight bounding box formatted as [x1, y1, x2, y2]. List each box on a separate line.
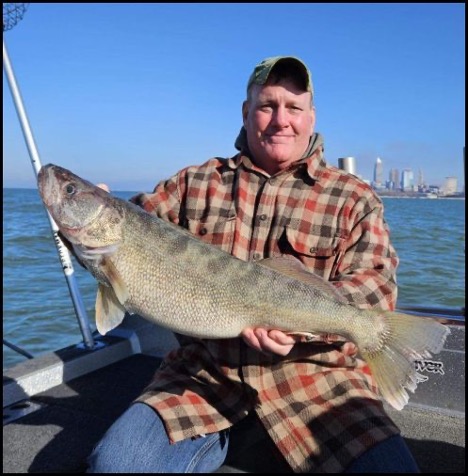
[3, 3, 96, 350]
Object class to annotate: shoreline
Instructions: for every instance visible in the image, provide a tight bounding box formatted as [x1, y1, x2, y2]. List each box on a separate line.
[380, 195, 465, 200]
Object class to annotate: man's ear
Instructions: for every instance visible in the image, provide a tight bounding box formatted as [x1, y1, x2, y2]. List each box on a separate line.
[242, 100, 249, 127]
[309, 106, 316, 135]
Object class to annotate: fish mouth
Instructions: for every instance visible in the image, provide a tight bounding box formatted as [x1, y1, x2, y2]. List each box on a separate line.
[37, 164, 57, 208]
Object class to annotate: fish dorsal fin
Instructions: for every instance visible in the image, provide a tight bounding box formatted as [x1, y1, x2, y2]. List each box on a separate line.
[95, 283, 126, 335]
[99, 257, 130, 305]
[258, 256, 349, 304]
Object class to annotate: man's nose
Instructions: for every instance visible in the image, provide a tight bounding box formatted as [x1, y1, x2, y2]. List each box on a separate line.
[272, 107, 288, 127]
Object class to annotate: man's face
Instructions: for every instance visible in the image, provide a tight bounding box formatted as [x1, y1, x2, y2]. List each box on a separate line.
[242, 78, 315, 175]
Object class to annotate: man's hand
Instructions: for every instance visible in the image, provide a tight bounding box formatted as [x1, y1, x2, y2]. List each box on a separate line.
[241, 328, 302, 356]
[241, 327, 359, 357]
[96, 183, 110, 192]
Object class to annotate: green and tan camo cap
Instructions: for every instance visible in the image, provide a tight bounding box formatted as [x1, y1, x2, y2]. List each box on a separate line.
[247, 56, 313, 95]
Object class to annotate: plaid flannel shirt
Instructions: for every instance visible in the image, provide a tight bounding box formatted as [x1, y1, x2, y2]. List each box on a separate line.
[132, 133, 400, 472]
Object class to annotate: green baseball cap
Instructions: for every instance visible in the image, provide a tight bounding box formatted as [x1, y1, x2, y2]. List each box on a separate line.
[247, 56, 313, 96]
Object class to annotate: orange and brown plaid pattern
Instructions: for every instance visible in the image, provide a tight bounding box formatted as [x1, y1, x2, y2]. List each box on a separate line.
[132, 134, 400, 472]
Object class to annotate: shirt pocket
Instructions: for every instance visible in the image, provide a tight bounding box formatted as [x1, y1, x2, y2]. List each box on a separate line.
[186, 217, 236, 253]
[284, 227, 345, 279]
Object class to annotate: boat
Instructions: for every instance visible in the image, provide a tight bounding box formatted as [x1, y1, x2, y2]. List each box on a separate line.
[419, 192, 439, 199]
[3, 5, 464, 472]
[3, 304, 465, 473]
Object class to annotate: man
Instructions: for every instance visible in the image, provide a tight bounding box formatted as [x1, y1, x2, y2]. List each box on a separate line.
[87, 56, 419, 473]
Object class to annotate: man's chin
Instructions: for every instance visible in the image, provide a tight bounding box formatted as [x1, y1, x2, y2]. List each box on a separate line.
[262, 144, 295, 161]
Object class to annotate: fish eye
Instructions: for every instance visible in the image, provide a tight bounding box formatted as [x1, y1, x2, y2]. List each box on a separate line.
[65, 183, 76, 195]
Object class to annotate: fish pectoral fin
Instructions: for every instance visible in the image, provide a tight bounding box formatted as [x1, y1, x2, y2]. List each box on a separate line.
[99, 257, 130, 305]
[286, 331, 348, 343]
[72, 242, 120, 262]
[259, 256, 349, 304]
[95, 283, 126, 335]
[286, 331, 321, 342]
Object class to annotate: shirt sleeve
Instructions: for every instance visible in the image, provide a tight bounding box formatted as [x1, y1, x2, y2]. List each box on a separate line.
[129, 170, 186, 225]
[332, 194, 399, 312]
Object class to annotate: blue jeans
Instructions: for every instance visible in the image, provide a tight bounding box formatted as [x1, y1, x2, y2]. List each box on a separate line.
[87, 403, 229, 473]
[87, 403, 419, 473]
[344, 434, 419, 473]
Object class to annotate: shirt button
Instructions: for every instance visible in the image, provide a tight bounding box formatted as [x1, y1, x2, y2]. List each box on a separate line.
[253, 253, 261, 261]
[259, 214, 267, 221]
[268, 178, 276, 185]
[199, 228, 208, 236]
[309, 246, 317, 253]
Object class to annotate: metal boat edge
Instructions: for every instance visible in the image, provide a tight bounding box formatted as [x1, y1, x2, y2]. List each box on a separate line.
[3, 308, 465, 474]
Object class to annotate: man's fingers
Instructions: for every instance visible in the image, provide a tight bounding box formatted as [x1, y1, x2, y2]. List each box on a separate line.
[250, 329, 294, 356]
[241, 328, 292, 355]
[241, 327, 263, 352]
[96, 183, 110, 192]
[268, 329, 298, 345]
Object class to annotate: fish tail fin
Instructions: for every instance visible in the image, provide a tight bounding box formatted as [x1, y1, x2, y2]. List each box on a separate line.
[361, 311, 450, 411]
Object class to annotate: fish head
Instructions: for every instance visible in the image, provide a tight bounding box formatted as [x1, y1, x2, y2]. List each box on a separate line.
[37, 164, 124, 248]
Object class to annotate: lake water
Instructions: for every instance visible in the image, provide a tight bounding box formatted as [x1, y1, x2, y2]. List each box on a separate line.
[3, 188, 465, 370]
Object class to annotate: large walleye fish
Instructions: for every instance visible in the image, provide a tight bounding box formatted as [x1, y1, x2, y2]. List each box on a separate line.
[38, 163, 449, 410]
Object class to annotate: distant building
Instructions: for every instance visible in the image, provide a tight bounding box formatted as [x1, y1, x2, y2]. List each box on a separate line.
[442, 177, 458, 195]
[373, 157, 384, 188]
[401, 169, 414, 191]
[417, 168, 426, 191]
[388, 168, 399, 190]
[338, 157, 357, 176]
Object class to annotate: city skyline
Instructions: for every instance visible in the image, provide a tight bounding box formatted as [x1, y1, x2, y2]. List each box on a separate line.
[366, 156, 463, 193]
[338, 154, 463, 194]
